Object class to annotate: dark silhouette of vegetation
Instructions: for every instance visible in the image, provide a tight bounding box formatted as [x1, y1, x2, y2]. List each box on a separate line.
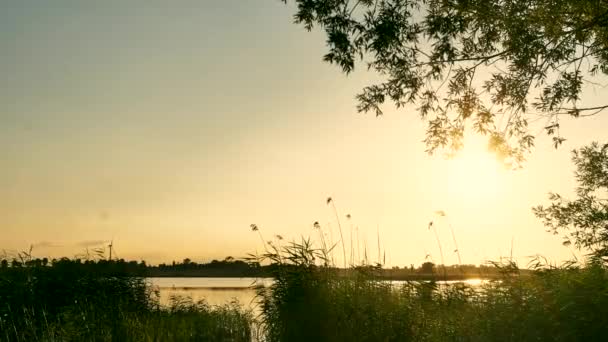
[150, 257, 269, 277]
[0, 255, 505, 280]
[535, 142, 608, 262]
[419, 261, 435, 274]
[279, 0, 608, 165]
[251, 235, 608, 342]
[0, 257, 253, 341]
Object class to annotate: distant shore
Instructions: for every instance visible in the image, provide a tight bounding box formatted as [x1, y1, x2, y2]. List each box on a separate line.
[146, 273, 516, 280]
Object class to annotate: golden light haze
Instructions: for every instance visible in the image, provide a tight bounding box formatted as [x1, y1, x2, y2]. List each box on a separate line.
[1, 1, 607, 266]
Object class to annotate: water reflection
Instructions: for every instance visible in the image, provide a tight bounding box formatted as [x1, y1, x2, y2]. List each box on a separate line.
[148, 277, 269, 310]
[148, 277, 488, 309]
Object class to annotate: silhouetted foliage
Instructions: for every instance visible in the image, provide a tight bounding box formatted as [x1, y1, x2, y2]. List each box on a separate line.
[534, 142, 608, 261]
[280, 0, 608, 165]
[151, 258, 268, 277]
[0, 257, 253, 341]
[420, 261, 435, 274]
[252, 235, 608, 342]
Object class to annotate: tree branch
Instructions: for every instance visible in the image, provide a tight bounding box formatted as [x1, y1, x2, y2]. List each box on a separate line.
[555, 104, 608, 117]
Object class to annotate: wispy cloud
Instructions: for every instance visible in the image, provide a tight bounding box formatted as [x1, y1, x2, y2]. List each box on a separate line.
[75, 240, 108, 247]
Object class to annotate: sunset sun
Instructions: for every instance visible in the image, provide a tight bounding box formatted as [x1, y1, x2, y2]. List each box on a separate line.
[446, 145, 504, 202]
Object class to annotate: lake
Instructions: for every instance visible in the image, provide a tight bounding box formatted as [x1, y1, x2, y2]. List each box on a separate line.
[148, 277, 487, 310]
[148, 277, 271, 310]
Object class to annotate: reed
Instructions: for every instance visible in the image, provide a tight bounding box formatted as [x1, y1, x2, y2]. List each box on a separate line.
[249, 225, 608, 342]
[0, 260, 253, 342]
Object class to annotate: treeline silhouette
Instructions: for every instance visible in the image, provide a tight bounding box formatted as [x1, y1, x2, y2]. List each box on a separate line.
[152, 257, 269, 277]
[0, 256, 270, 277]
[1, 257, 147, 276]
[1, 256, 512, 279]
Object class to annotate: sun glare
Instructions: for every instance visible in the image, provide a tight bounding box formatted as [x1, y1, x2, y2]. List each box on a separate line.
[445, 146, 504, 202]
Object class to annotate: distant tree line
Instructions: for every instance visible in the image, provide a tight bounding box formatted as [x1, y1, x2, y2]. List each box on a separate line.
[150, 256, 269, 277]
[0, 255, 516, 279]
[0, 257, 148, 277]
[0, 256, 268, 277]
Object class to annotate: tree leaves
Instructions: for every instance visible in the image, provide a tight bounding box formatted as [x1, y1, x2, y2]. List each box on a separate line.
[281, 0, 608, 166]
[534, 143, 608, 260]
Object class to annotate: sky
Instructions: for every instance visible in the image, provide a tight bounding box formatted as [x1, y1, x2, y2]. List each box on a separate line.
[1, 1, 607, 266]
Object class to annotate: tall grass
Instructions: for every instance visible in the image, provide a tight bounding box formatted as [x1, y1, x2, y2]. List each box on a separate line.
[0, 260, 254, 342]
[4, 228, 608, 341]
[327, 197, 347, 268]
[250, 231, 608, 342]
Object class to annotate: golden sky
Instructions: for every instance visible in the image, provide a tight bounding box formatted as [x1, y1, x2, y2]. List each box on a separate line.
[1, 1, 607, 266]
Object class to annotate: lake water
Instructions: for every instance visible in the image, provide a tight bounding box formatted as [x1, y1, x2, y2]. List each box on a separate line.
[147, 277, 487, 310]
[148, 277, 271, 310]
